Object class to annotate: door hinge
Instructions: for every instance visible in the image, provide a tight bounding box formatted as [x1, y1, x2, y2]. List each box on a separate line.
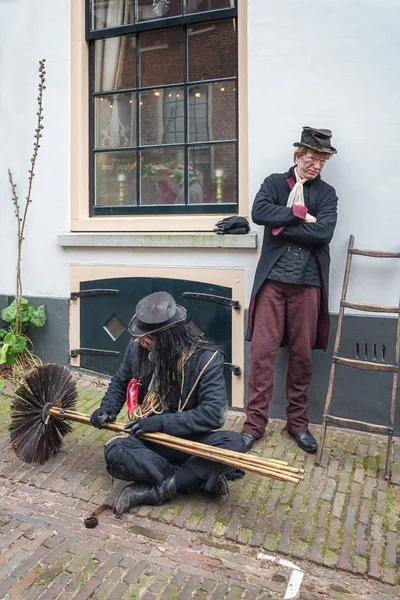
[70, 289, 120, 300]
[70, 348, 121, 358]
[183, 292, 240, 310]
[224, 362, 241, 376]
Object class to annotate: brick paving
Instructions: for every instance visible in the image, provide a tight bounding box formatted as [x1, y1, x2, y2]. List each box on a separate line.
[0, 371, 399, 599]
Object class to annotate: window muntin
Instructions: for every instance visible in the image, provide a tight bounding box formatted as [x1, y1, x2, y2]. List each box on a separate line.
[88, 1, 237, 214]
[91, 0, 235, 31]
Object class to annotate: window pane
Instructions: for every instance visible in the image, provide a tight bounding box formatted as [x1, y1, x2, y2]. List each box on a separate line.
[92, 0, 133, 30]
[188, 20, 236, 81]
[95, 35, 137, 92]
[188, 143, 236, 204]
[185, 0, 233, 14]
[95, 151, 137, 206]
[140, 28, 184, 87]
[140, 87, 184, 145]
[136, 0, 182, 22]
[95, 93, 136, 148]
[188, 81, 236, 142]
[140, 147, 185, 205]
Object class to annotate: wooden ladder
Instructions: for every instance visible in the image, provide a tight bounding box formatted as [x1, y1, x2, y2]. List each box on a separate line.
[316, 235, 400, 479]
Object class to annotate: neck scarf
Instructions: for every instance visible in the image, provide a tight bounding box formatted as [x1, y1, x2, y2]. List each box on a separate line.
[287, 168, 307, 208]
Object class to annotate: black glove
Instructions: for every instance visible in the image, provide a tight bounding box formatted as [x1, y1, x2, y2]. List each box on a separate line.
[124, 415, 164, 436]
[90, 408, 117, 429]
[214, 216, 250, 235]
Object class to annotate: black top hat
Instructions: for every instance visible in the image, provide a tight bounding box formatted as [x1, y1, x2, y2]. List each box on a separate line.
[293, 126, 337, 154]
[128, 291, 187, 337]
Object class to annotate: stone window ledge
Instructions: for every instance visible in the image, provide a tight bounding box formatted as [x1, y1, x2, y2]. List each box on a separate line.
[57, 231, 258, 249]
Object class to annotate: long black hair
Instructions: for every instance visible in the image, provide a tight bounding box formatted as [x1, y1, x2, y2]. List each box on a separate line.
[133, 322, 219, 410]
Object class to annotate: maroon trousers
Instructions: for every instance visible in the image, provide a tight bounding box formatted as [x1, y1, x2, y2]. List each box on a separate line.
[244, 280, 320, 437]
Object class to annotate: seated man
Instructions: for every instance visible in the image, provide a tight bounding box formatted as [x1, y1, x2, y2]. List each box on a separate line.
[90, 291, 244, 516]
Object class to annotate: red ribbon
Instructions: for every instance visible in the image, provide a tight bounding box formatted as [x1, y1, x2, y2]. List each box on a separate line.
[126, 378, 141, 417]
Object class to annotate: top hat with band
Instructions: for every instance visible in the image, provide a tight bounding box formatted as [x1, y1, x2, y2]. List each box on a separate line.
[293, 126, 337, 154]
[128, 291, 187, 337]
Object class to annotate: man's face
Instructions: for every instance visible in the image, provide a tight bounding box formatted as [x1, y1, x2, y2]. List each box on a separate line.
[138, 335, 153, 351]
[296, 150, 329, 180]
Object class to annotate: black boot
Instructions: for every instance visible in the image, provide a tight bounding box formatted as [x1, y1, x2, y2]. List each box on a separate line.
[113, 475, 177, 516]
[208, 473, 229, 497]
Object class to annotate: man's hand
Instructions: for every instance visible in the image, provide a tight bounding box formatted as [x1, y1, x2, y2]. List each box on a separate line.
[90, 408, 117, 429]
[305, 213, 317, 223]
[125, 415, 164, 436]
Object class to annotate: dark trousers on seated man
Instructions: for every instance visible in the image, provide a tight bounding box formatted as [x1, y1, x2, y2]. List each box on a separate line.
[106, 430, 243, 515]
[244, 279, 320, 449]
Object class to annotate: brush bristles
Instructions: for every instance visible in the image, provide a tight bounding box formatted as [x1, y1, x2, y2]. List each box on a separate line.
[10, 364, 78, 464]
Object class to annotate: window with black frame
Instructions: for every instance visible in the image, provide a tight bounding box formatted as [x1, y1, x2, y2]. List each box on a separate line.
[87, 0, 238, 215]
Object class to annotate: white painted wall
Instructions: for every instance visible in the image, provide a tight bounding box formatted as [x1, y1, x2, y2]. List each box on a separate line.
[0, 0, 399, 311]
[0, 0, 70, 298]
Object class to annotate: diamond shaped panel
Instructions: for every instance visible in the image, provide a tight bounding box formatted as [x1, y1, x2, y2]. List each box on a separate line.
[103, 314, 126, 341]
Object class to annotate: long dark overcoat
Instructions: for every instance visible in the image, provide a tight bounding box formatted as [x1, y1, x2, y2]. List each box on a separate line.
[247, 166, 338, 350]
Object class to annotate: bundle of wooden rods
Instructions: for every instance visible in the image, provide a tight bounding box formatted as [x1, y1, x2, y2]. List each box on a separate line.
[48, 408, 304, 484]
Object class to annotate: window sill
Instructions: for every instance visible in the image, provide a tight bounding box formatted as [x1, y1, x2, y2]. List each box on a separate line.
[57, 231, 257, 249]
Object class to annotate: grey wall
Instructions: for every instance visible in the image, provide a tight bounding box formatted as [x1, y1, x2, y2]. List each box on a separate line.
[244, 312, 400, 435]
[0, 295, 69, 367]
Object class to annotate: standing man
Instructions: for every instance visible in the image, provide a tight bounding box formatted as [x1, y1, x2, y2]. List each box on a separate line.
[242, 127, 338, 453]
[90, 291, 244, 515]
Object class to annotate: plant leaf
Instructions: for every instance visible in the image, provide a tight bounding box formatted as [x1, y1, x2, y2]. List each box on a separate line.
[4, 333, 27, 354]
[1, 300, 17, 324]
[0, 329, 8, 340]
[0, 344, 11, 365]
[30, 305, 47, 327]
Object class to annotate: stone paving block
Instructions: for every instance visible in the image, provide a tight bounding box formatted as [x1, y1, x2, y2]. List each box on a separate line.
[327, 517, 341, 551]
[350, 481, 362, 507]
[353, 555, 368, 575]
[211, 583, 230, 599]
[337, 472, 351, 494]
[73, 575, 103, 600]
[363, 477, 376, 499]
[384, 532, 397, 566]
[0, 576, 18, 598]
[382, 567, 397, 586]
[124, 560, 148, 585]
[36, 572, 71, 600]
[356, 523, 367, 556]
[309, 527, 326, 564]
[337, 533, 353, 572]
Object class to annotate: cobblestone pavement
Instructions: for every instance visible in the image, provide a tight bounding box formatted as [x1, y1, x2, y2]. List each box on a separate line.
[0, 372, 399, 599]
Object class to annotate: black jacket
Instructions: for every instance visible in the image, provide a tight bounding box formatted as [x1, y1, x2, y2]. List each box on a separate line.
[248, 167, 338, 350]
[99, 340, 228, 437]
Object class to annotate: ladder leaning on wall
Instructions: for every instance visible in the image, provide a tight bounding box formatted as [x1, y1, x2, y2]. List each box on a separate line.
[316, 235, 400, 480]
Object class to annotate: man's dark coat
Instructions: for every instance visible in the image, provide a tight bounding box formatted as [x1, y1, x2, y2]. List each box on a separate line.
[99, 340, 227, 436]
[247, 166, 338, 350]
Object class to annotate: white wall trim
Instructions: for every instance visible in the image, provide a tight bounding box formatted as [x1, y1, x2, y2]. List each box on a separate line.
[58, 231, 257, 249]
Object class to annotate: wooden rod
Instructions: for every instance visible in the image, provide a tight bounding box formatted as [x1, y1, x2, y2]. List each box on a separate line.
[48, 408, 302, 482]
[54, 409, 295, 471]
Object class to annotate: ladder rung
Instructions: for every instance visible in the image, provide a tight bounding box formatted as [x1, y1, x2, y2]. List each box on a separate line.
[341, 301, 400, 314]
[333, 356, 398, 372]
[325, 415, 393, 436]
[350, 248, 400, 259]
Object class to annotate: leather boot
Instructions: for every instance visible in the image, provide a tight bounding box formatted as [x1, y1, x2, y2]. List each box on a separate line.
[113, 475, 177, 516]
[209, 473, 229, 497]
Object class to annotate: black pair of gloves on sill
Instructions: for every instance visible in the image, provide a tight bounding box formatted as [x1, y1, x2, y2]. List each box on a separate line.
[214, 216, 250, 235]
[91, 408, 162, 436]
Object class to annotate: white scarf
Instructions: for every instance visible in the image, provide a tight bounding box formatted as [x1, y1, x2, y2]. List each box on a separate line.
[287, 168, 307, 208]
